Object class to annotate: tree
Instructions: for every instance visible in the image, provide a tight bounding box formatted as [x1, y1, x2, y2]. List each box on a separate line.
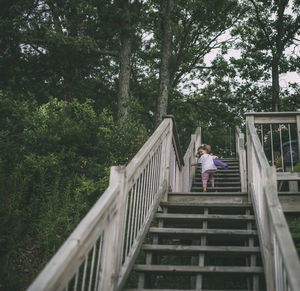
[155, 0, 174, 126]
[154, 0, 244, 125]
[117, 0, 132, 124]
[235, 0, 300, 111]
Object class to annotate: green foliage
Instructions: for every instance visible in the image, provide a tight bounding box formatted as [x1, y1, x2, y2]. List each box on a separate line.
[292, 163, 300, 173]
[0, 95, 148, 290]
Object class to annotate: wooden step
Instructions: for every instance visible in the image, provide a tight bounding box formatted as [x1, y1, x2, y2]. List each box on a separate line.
[195, 160, 238, 164]
[191, 187, 241, 191]
[133, 264, 264, 274]
[154, 213, 255, 221]
[142, 244, 260, 254]
[210, 173, 240, 177]
[168, 192, 248, 203]
[193, 181, 241, 186]
[124, 290, 251, 291]
[196, 169, 239, 173]
[194, 177, 241, 180]
[170, 191, 247, 195]
[195, 166, 240, 170]
[149, 227, 257, 236]
[160, 201, 252, 208]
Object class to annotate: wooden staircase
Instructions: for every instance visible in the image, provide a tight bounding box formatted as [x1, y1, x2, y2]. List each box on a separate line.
[123, 158, 266, 291]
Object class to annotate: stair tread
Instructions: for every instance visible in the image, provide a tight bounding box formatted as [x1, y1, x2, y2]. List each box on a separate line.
[160, 202, 252, 207]
[207, 170, 239, 172]
[155, 213, 255, 220]
[191, 187, 242, 191]
[125, 290, 260, 291]
[278, 191, 300, 195]
[133, 264, 264, 273]
[169, 191, 247, 195]
[194, 178, 241, 181]
[193, 181, 241, 184]
[149, 227, 257, 235]
[142, 244, 260, 253]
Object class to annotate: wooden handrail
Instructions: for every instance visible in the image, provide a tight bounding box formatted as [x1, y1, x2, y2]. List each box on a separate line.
[245, 111, 300, 124]
[27, 116, 200, 291]
[163, 115, 185, 168]
[246, 118, 300, 291]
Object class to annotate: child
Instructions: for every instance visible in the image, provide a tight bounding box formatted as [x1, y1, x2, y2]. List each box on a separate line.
[196, 144, 228, 169]
[192, 145, 218, 192]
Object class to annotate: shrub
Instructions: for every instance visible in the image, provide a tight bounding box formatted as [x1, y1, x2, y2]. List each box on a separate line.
[0, 95, 148, 290]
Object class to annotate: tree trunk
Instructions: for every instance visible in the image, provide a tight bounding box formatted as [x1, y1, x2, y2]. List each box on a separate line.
[117, 0, 131, 125]
[271, 57, 280, 112]
[155, 0, 174, 127]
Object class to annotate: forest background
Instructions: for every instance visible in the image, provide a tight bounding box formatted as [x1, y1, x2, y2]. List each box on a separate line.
[0, 0, 300, 290]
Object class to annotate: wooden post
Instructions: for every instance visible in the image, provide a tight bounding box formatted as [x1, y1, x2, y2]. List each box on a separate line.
[162, 118, 173, 201]
[263, 167, 276, 291]
[246, 115, 254, 199]
[99, 166, 127, 291]
[297, 114, 300, 166]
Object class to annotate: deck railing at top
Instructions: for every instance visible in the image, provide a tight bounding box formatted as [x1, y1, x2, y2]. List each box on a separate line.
[27, 116, 201, 291]
[246, 115, 300, 291]
[245, 112, 300, 173]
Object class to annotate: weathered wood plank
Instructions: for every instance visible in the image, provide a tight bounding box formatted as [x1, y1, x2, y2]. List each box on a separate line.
[265, 176, 300, 290]
[245, 111, 300, 124]
[297, 115, 300, 164]
[142, 244, 260, 253]
[149, 227, 257, 236]
[278, 193, 300, 212]
[191, 187, 242, 191]
[193, 181, 241, 185]
[133, 264, 264, 274]
[125, 290, 253, 291]
[169, 191, 247, 195]
[160, 201, 253, 208]
[277, 172, 300, 181]
[154, 213, 254, 220]
[168, 195, 249, 204]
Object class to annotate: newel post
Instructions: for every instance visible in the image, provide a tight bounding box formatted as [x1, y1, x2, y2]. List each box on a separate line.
[263, 167, 276, 291]
[246, 114, 254, 198]
[240, 134, 247, 193]
[162, 118, 173, 201]
[297, 114, 300, 164]
[99, 166, 127, 291]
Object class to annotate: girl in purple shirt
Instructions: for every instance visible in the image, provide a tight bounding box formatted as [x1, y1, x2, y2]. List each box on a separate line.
[192, 145, 218, 192]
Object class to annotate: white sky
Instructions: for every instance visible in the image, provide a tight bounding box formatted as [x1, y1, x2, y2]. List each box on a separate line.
[203, 46, 300, 91]
[179, 1, 300, 95]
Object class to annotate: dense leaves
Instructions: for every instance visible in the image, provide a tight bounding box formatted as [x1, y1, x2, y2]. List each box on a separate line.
[0, 95, 148, 289]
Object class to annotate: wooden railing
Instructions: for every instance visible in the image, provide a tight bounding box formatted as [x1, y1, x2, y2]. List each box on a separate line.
[27, 116, 201, 291]
[245, 112, 300, 172]
[182, 126, 202, 192]
[246, 115, 300, 291]
[235, 126, 247, 192]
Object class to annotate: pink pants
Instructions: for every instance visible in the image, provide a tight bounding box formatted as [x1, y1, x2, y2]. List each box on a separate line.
[202, 170, 216, 188]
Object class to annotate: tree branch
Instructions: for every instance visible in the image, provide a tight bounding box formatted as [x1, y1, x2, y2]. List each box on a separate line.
[29, 44, 46, 55]
[249, 0, 274, 50]
[96, 49, 119, 57]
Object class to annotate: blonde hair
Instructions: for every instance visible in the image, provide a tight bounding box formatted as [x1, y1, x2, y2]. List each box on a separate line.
[204, 144, 211, 153]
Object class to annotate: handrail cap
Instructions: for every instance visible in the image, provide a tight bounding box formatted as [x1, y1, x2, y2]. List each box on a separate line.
[245, 111, 300, 116]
